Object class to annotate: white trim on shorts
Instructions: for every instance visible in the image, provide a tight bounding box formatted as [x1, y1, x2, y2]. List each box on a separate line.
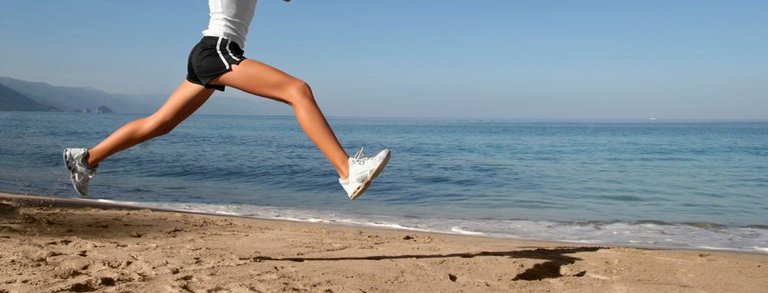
[226, 40, 241, 62]
[215, 37, 230, 70]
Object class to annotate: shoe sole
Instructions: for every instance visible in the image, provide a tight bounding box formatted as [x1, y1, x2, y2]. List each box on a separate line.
[349, 149, 391, 200]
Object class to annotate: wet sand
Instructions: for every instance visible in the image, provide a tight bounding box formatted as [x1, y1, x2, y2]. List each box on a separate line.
[1, 193, 766, 292]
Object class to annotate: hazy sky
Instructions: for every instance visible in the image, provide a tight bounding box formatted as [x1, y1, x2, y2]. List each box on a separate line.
[1, 0, 766, 119]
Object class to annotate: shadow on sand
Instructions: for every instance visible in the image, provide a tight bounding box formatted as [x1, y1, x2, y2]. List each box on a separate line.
[247, 247, 603, 281]
[1, 193, 604, 281]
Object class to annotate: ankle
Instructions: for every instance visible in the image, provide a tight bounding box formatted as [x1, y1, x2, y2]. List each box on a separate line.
[337, 161, 350, 180]
[84, 151, 98, 169]
[338, 168, 349, 181]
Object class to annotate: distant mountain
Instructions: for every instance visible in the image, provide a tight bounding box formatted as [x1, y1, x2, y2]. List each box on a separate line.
[0, 76, 145, 113]
[0, 76, 290, 116]
[0, 84, 59, 111]
[97, 105, 115, 113]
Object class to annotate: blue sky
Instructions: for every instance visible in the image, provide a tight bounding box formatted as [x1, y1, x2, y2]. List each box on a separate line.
[1, 0, 766, 119]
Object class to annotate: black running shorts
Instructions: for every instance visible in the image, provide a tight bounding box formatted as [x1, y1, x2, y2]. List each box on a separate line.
[186, 36, 246, 91]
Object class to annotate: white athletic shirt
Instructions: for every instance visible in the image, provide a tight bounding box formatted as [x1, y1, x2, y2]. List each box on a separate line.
[202, 0, 257, 49]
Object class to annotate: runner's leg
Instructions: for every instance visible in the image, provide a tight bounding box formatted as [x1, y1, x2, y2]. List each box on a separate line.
[87, 81, 215, 166]
[211, 59, 350, 179]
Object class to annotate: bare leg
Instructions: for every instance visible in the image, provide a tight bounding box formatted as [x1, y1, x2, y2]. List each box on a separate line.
[87, 81, 215, 166]
[211, 59, 350, 179]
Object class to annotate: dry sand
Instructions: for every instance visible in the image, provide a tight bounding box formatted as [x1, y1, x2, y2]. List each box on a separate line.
[1, 193, 766, 293]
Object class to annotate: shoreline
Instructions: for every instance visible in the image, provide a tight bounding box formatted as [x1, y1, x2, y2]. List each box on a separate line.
[1, 192, 767, 292]
[2, 192, 765, 255]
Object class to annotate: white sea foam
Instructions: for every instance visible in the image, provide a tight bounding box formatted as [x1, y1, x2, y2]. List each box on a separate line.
[93, 200, 768, 254]
[450, 226, 486, 236]
[367, 222, 432, 232]
[94, 199, 119, 203]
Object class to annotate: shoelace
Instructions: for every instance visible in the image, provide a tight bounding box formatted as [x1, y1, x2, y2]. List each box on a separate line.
[351, 148, 368, 166]
[353, 147, 365, 160]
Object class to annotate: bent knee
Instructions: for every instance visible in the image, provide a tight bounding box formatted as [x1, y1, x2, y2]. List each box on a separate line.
[143, 116, 178, 138]
[281, 79, 314, 105]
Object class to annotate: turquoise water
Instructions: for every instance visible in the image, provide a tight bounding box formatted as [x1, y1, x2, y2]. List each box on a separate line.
[1, 112, 767, 252]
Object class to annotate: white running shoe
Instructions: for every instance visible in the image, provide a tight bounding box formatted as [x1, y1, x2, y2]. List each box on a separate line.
[339, 148, 391, 200]
[63, 148, 97, 196]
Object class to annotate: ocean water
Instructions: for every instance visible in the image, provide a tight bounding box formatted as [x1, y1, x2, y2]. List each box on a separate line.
[1, 112, 767, 253]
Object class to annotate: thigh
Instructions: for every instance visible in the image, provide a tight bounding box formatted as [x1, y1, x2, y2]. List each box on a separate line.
[150, 80, 216, 125]
[210, 59, 302, 103]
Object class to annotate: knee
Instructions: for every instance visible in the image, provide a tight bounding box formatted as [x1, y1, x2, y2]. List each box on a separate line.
[143, 116, 177, 138]
[282, 79, 314, 106]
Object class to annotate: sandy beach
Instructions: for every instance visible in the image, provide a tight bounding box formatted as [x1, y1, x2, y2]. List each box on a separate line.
[1, 193, 766, 292]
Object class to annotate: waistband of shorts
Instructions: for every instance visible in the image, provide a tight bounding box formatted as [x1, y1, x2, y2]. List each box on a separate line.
[199, 36, 243, 50]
